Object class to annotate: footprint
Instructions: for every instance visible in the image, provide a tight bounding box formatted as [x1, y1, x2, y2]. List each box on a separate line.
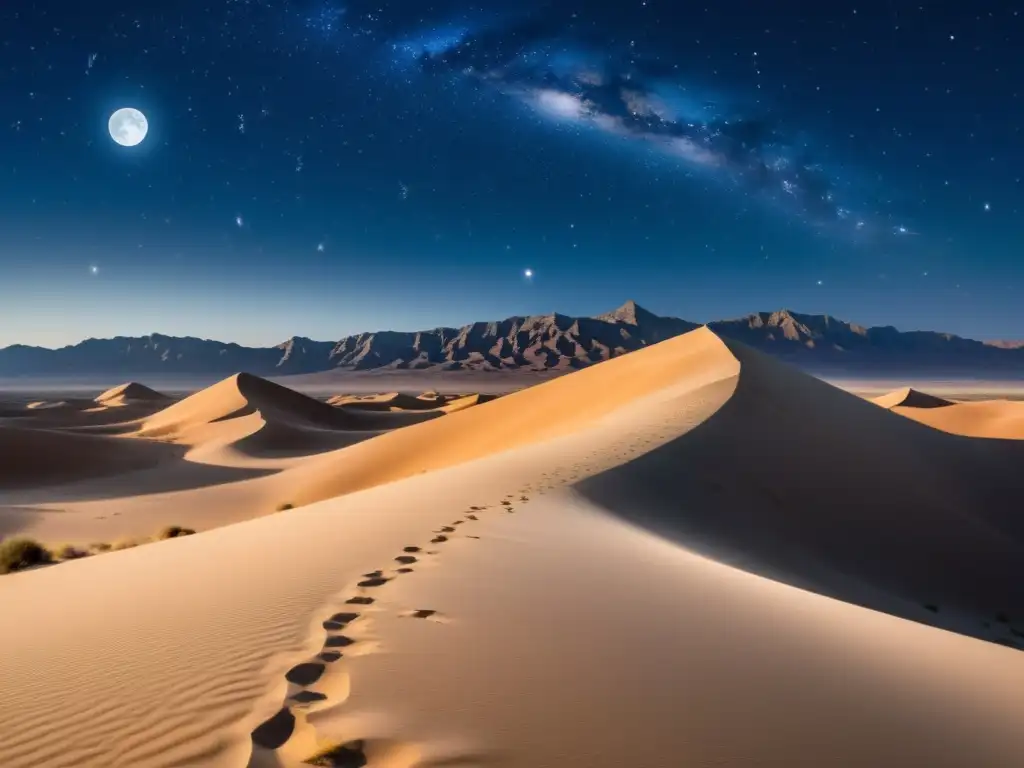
[357, 577, 390, 588]
[403, 546, 421, 553]
[431, 535, 448, 544]
[324, 612, 360, 629]
[396, 567, 414, 574]
[394, 555, 417, 565]
[346, 596, 375, 605]
[501, 501, 512, 507]
[291, 690, 327, 704]
[410, 609, 437, 619]
[466, 514, 479, 521]
[362, 570, 384, 578]
[251, 707, 295, 750]
[285, 662, 326, 686]
[324, 635, 355, 648]
[319, 650, 343, 663]
[437, 526, 456, 533]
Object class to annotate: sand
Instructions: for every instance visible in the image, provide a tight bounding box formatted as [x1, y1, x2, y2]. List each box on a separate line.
[873, 387, 1024, 439]
[2, 327, 1024, 767]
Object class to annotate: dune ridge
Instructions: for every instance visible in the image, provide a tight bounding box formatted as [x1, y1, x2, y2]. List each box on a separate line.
[872, 385, 954, 409]
[95, 381, 170, 406]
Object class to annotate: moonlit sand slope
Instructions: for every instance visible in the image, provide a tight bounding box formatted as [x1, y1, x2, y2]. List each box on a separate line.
[886, 394, 1024, 439]
[2, 328, 1024, 768]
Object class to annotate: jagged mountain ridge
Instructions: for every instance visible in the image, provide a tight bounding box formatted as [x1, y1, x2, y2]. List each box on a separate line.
[0, 301, 1021, 377]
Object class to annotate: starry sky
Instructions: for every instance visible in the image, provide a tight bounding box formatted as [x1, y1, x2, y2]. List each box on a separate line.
[2, 1, 1023, 347]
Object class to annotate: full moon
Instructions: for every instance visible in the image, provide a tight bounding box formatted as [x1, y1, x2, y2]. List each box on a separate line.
[108, 107, 148, 147]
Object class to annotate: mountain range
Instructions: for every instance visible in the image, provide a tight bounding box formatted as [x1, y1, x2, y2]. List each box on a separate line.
[1, 301, 1022, 379]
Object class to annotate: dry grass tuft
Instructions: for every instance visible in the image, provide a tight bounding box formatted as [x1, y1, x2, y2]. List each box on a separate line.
[0, 538, 52, 574]
[157, 525, 196, 540]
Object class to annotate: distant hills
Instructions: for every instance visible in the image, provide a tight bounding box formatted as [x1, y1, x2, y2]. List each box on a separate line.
[1, 301, 1022, 379]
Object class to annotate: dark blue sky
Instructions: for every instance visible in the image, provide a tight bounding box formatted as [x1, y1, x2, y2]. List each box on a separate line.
[2, 1, 1022, 347]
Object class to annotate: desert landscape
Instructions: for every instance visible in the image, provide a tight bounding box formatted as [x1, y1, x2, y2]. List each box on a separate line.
[2, 326, 1024, 767]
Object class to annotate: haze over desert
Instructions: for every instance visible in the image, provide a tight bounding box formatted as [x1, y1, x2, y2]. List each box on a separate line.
[1, 325, 1023, 768]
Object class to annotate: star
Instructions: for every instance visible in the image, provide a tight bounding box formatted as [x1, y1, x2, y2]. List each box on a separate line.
[89, 264, 99, 275]
[316, 243, 325, 252]
[524, 268, 534, 278]
[235, 215, 244, 227]
[983, 202, 991, 211]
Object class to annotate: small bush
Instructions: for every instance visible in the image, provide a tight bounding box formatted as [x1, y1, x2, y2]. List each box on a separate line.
[158, 525, 196, 540]
[0, 538, 52, 574]
[276, 502, 295, 511]
[55, 544, 89, 561]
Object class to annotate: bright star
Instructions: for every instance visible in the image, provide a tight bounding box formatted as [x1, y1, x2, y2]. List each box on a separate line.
[524, 268, 534, 279]
[235, 215, 244, 227]
[317, 243, 325, 252]
[983, 202, 991, 211]
[89, 264, 99, 275]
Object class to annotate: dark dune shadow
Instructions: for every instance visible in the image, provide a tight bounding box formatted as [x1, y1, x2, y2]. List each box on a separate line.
[1, 456, 276, 504]
[230, 419, 381, 458]
[574, 340, 1024, 647]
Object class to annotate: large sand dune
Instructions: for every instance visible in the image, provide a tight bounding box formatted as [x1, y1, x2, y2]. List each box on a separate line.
[2, 328, 1024, 767]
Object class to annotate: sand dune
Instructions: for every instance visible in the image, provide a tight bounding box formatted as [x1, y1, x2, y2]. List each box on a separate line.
[95, 381, 170, 407]
[2, 328, 1024, 767]
[135, 372, 407, 459]
[871, 385, 1024, 439]
[872, 385, 954, 409]
[892, 398, 1024, 439]
[576, 338, 1024, 641]
[0, 376, 493, 544]
[279, 326, 738, 508]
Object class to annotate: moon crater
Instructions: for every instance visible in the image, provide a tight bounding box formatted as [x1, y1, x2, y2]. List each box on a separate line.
[108, 108, 148, 147]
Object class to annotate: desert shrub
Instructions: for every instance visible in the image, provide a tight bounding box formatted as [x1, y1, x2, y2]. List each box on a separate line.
[55, 544, 89, 560]
[0, 538, 52, 574]
[157, 525, 196, 540]
[276, 502, 295, 511]
[90, 542, 112, 553]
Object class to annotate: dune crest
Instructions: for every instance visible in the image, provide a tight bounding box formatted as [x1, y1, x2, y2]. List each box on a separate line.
[280, 326, 740, 507]
[872, 386, 953, 409]
[94, 381, 170, 407]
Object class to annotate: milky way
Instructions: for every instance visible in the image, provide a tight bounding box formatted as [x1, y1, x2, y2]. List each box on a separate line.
[386, 8, 905, 239]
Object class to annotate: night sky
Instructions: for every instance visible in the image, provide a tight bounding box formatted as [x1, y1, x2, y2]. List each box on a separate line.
[3, 1, 1022, 347]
